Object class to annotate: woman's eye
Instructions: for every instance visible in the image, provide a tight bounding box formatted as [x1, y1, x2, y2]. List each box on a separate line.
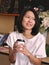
[32, 18, 35, 20]
[26, 16, 30, 18]
[27, 17, 30, 18]
[25, 16, 29, 18]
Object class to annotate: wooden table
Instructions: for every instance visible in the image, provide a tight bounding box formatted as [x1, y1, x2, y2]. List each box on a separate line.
[42, 57, 49, 65]
[0, 46, 10, 65]
[0, 46, 9, 54]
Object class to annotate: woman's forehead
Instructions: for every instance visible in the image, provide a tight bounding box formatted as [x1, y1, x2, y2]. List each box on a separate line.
[24, 11, 35, 17]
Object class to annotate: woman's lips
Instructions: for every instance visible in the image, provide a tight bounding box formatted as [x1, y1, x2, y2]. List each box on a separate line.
[26, 23, 32, 26]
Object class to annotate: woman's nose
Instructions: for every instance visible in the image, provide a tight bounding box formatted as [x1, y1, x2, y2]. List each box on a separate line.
[28, 18, 32, 23]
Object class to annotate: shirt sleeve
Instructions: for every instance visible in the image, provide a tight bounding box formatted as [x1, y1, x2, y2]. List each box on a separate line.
[6, 33, 14, 49]
[35, 36, 47, 58]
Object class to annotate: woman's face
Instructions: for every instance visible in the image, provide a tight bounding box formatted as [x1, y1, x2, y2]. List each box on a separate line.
[22, 11, 35, 31]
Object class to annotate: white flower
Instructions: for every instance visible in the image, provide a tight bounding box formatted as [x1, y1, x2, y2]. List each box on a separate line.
[41, 17, 49, 30]
[39, 11, 49, 32]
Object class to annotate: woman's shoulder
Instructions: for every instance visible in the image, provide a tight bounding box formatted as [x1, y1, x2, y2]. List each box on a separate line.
[9, 31, 19, 36]
[38, 32, 46, 40]
[9, 31, 21, 37]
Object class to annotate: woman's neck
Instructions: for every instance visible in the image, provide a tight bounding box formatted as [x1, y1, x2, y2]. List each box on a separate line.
[23, 30, 34, 39]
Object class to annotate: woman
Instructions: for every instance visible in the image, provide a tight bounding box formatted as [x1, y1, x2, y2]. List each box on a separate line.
[6, 6, 47, 65]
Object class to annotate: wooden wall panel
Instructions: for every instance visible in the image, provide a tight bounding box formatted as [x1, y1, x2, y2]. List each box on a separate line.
[0, 15, 15, 34]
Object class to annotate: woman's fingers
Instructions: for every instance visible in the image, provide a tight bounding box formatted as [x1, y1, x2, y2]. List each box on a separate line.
[13, 41, 26, 54]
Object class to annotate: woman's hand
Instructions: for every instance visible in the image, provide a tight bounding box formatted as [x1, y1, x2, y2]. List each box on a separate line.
[13, 41, 30, 56]
[16, 44, 30, 57]
[13, 41, 18, 53]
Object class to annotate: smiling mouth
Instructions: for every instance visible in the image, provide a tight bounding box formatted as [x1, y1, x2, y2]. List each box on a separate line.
[26, 23, 32, 26]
